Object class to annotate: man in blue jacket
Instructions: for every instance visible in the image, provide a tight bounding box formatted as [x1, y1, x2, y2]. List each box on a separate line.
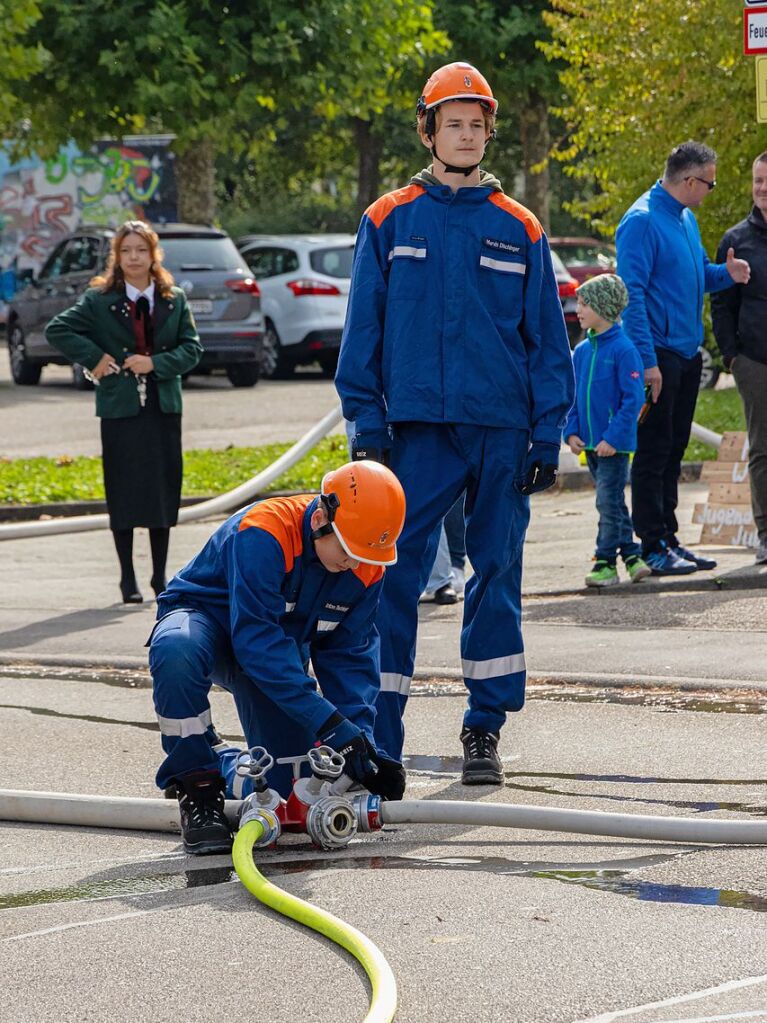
[616, 140, 751, 574]
[149, 461, 407, 854]
[335, 62, 574, 785]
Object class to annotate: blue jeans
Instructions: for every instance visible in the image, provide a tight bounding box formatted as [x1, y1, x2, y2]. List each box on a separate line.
[586, 452, 641, 564]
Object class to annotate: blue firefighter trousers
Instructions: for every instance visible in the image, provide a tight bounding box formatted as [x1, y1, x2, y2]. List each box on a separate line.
[375, 423, 531, 761]
[149, 608, 315, 798]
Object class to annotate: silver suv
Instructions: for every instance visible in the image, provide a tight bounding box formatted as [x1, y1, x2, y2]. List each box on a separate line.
[237, 234, 355, 378]
[7, 223, 264, 388]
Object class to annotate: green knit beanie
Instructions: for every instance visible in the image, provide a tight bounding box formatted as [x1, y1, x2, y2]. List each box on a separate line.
[576, 273, 628, 323]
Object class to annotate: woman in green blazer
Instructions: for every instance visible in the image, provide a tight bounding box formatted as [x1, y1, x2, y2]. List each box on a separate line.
[46, 220, 203, 603]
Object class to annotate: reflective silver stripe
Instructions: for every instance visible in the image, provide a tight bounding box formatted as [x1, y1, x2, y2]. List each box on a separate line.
[388, 246, 427, 261]
[479, 255, 525, 274]
[316, 620, 339, 632]
[156, 708, 212, 738]
[285, 602, 296, 613]
[380, 672, 412, 696]
[462, 652, 526, 680]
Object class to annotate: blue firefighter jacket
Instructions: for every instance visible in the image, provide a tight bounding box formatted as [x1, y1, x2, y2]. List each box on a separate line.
[335, 169, 575, 449]
[564, 324, 645, 454]
[157, 495, 385, 741]
[616, 181, 734, 369]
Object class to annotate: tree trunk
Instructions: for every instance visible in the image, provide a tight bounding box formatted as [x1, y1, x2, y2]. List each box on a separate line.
[518, 94, 551, 233]
[353, 117, 382, 220]
[174, 138, 216, 224]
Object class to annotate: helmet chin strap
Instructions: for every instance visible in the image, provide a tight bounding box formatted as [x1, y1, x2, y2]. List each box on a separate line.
[430, 141, 481, 177]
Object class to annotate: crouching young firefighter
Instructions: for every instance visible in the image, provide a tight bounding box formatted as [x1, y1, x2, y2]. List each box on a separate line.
[148, 461, 407, 854]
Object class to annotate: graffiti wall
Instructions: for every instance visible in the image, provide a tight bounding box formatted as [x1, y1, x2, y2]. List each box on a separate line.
[0, 137, 177, 280]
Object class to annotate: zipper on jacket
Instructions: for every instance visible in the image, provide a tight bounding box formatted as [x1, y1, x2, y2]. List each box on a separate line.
[586, 331, 598, 447]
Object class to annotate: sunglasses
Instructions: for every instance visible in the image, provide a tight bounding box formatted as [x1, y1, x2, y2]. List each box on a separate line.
[685, 175, 716, 191]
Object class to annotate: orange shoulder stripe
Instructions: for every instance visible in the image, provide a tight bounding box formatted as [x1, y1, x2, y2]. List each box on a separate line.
[239, 495, 314, 573]
[352, 562, 385, 589]
[488, 193, 543, 243]
[365, 184, 425, 229]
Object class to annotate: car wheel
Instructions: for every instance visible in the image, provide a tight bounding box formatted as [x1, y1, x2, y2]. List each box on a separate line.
[226, 362, 260, 388]
[260, 321, 293, 379]
[72, 363, 95, 391]
[8, 321, 42, 385]
[699, 347, 720, 390]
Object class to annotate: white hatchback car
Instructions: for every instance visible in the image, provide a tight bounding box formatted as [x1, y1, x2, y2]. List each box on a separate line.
[237, 234, 356, 378]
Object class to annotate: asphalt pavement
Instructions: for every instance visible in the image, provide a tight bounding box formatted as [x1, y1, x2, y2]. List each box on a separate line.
[3, 344, 767, 1023]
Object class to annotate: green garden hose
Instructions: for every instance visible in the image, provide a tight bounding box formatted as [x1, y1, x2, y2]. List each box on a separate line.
[232, 819, 398, 1023]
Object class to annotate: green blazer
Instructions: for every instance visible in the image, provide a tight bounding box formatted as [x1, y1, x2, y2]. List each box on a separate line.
[45, 286, 204, 418]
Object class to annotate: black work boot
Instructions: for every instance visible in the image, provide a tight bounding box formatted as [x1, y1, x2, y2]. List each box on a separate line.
[460, 727, 503, 785]
[176, 769, 233, 855]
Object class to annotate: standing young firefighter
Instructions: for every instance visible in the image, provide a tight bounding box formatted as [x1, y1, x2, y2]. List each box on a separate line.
[335, 63, 574, 784]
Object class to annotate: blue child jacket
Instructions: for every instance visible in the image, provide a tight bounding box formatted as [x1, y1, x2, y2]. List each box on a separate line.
[157, 495, 384, 742]
[564, 323, 645, 454]
[335, 171, 574, 449]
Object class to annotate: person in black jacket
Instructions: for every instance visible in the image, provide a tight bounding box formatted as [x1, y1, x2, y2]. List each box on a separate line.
[711, 152, 767, 565]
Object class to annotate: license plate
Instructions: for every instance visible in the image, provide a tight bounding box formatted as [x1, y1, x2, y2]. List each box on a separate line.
[189, 299, 213, 315]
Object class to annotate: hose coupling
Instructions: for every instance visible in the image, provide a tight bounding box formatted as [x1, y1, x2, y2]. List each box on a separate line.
[306, 795, 358, 849]
[238, 802, 282, 847]
[350, 793, 382, 832]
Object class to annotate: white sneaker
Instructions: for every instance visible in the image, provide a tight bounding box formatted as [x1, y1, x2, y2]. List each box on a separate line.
[756, 541, 767, 565]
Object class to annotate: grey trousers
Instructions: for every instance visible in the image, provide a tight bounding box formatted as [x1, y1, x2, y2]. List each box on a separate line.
[732, 354, 767, 542]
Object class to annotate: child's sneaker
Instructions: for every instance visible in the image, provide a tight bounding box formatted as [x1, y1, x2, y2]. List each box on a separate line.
[624, 555, 651, 583]
[585, 560, 619, 587]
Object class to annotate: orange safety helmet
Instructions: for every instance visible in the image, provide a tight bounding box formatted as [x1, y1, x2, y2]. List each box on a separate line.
[416, 62, 498, 117]
[317, 461, 406, 567]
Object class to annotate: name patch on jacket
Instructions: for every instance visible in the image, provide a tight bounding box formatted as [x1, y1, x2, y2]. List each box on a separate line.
[482, 237, 521, 254]
[324, 602, 350, 612]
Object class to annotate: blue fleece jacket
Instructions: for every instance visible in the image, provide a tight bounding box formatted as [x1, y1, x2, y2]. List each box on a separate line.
[616, 180, 733, 369]
[564, 323, 645, 454]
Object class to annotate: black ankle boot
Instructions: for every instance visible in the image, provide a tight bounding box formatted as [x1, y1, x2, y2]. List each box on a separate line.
[120, 577, 143, 604]
[176, 770, 232, 855]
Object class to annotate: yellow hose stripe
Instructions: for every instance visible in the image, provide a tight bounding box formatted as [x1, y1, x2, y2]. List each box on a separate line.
[232, 821, 397, 1023]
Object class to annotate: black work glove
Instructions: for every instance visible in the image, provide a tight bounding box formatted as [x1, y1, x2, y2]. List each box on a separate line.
[317, 712, 377, 786]
[351, 428, 392, 468]
[515, 442, 560, 495]
[365, 753, 406, 801]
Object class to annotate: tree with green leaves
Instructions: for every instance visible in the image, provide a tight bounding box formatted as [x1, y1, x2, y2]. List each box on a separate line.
[0, 0, 444, 223]
[543, 0, 762, 249]
[434, 0, 562, 229]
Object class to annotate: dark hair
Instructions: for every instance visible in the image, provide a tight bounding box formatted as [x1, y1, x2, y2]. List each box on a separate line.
[753, 151, 767, 167]
[664, 141, 717, 183]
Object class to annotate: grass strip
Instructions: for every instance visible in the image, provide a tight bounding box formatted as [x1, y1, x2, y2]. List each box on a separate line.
[0, 436, 350, 506]
[0, 389, 748, 506]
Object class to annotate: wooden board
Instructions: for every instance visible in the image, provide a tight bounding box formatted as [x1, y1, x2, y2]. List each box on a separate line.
[717, 432, 750, 461]
[707, 481, 754, 504]
[700, 461, 750, 483]
[692, 502, 758, 548]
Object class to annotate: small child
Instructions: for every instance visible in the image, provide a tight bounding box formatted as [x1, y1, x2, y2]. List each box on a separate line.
[564, 274, 651, 587]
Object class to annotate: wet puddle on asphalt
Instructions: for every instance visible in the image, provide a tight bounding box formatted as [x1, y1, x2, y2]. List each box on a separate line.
[3, 852, 767, 915]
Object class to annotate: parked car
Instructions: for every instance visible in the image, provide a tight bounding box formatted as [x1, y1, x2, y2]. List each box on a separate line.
[237, 233, 355, 378]
[6, 223, 264, 389]
[551, 248, 581, 347]
[550, 236, 616, 285]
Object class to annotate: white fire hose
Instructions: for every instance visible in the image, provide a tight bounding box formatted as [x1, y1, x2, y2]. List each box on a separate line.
[0, 404, 343, 541]
[2, 789, 766, 845]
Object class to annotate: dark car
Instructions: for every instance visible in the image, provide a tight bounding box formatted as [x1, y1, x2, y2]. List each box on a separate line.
[550, 236, 616, 285]
[6, 223, 264, 389]
[551, 248, 581, 347]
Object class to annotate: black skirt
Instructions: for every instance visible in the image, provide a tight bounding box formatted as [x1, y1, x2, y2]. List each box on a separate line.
[100, 376, 182, 530]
